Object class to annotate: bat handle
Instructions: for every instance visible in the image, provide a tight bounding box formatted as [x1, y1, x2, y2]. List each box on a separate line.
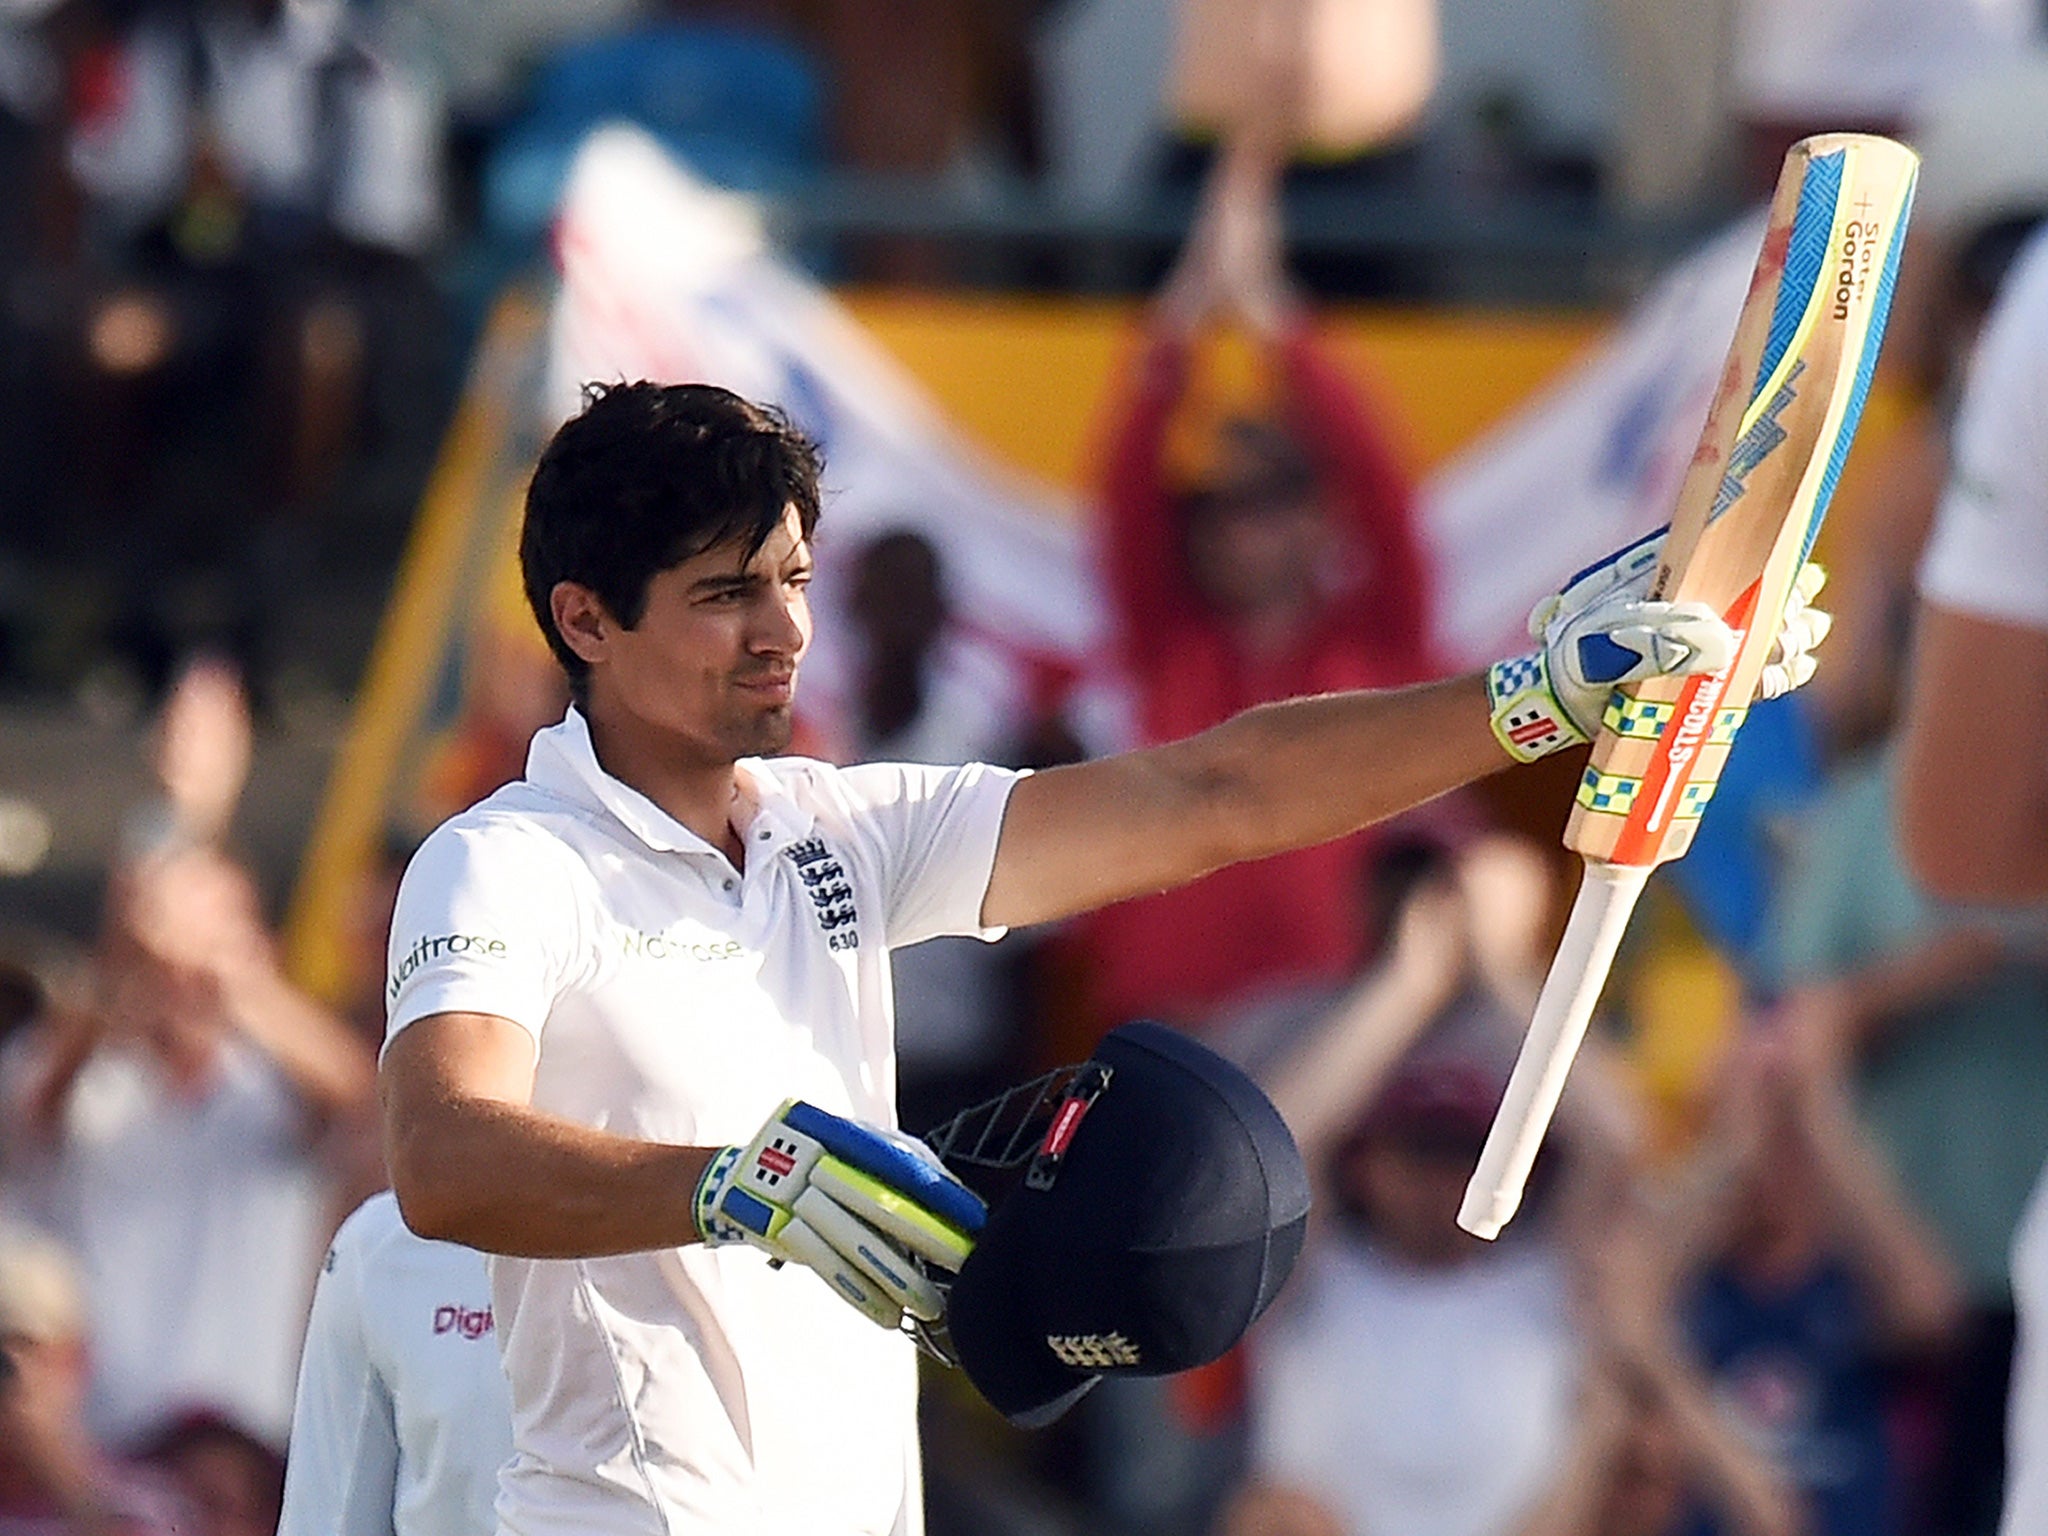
[1458, 859, 1651, 1240]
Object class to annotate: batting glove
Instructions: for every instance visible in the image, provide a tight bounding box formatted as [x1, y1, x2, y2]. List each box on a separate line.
[1487, 527, 1830, 763]
[1757, 561, 1832, 701]
[695, 1100, 987, 1330]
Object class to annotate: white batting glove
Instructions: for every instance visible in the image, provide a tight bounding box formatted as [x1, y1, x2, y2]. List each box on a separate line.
[1487, 527, 1830, 763]
[695, 1100, 985, 1330]
[1757, 561, 1832, 701]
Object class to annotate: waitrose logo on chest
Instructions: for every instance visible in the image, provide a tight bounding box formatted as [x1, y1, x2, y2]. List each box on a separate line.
[389, 933, 508, 998]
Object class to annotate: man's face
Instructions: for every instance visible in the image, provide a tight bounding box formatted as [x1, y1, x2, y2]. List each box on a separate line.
[1184, 494, 1330, 616]
[1342, 1130, 1485, 1268]
[569, 506, 815, 765]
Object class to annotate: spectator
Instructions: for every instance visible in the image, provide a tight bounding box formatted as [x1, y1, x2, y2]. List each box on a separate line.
[134, 1413, 284, 1536]
[0, 660, 375, 1447]
[1080, 124, 1433, 1033]
[842, 527, 1034, 1132]
[41, 0, 451, 700]
[1762, 749, 2048, 1534]
[1245, 1048, 1583, 1536]
[0, 1220, 185, 1536]
[1231, 837, 1632, 1536]
[1656, 1022, 1962, 1536]
[1514, 1193, 1799, 1536]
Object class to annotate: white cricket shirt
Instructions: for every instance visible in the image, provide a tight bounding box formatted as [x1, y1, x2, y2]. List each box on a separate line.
[1917, 225, 2048, 1536]
[1921, 225, 2048, 632]
[279, 1192, 513, 1536]
[384, 709, 1021, 1536]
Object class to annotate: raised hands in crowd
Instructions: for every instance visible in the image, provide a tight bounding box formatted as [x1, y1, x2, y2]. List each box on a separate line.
[1, 657, 378, 1470]
[1522, 1176, 1802, 1536]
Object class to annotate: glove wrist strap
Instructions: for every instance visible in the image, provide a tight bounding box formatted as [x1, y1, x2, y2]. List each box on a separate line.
[694, 1145, 744, 1246]
[1487, 651, 1589, 763]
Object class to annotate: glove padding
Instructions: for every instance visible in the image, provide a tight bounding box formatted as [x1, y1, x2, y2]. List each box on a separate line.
[695, 1099, 986, 1330]
[1756, 560, 1831, 701]
[1488, 526, 1833, 763]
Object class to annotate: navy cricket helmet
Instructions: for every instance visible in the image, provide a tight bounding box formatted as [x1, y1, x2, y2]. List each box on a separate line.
[923, 1021, 1310, 1427]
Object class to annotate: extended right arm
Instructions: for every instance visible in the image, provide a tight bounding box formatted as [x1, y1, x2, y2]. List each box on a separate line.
[380, 1011, 709, 1257]
[277, 1209, 401, 1536]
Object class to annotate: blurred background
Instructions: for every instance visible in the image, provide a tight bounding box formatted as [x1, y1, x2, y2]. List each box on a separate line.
[3, 0, 2048, 1533]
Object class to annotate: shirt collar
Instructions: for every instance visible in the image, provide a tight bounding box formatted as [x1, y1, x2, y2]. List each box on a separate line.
[524, 708, 815, 856]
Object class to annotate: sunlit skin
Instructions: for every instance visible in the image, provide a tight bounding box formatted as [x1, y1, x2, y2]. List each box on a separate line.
[549, 505, 815, 866]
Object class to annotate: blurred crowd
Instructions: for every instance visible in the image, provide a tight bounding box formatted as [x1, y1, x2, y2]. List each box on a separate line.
[6, 1, 2048, 1535]
[3, 0, 2038, 704]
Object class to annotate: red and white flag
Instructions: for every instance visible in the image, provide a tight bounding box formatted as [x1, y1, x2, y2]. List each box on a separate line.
[549, 125, 1765, 693]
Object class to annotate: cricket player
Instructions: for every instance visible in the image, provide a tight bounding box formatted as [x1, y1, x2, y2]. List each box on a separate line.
[277, 1192, 514, 1536]
[378, 381, 1828, 1536]
[1894, 225, 2048, 1536]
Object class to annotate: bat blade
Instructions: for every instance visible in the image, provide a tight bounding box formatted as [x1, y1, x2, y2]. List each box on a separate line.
[1459, 134, 1919, 1239]
[1572, 133, 1920, 867]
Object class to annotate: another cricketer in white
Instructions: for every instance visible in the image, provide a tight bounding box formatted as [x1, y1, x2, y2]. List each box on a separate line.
[278, 1192, 514, 1536]
[1899, 226, 2048, 1536]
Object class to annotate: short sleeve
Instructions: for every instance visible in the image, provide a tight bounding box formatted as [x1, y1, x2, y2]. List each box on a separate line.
[833, 761, 1025, 950]
[1920, 231, 2048, 633]
[384, 819, 586, 1050]
[278, 1204, 401, 1536]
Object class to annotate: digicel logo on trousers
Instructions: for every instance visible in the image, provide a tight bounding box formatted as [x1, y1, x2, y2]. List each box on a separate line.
[389, 934, 508, 999]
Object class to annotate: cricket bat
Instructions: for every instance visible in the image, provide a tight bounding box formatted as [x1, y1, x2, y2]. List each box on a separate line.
[1458, 133, 1920, 1240]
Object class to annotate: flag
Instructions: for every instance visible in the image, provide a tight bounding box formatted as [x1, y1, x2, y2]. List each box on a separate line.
[547, 126, 1111, 750]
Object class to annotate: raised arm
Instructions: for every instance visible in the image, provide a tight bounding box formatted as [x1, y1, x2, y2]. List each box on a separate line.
[984, 513, 1837, 931]
[1272, 326, 1430, 665]
[1096, 322, 1200, 661]
[1780, 990, 1964, 1352]
[1264, 871, 1470, 1162]
[1212, 129, 1429, 669]
[1532, 1190, 1804, 1536]
[1093, 142, 1237, 661]
[115, 846, 376, 1122]
[983, 672, 1502, 929]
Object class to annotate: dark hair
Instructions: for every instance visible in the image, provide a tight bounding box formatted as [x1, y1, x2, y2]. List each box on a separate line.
[0, 961, 44, 1051]
[1179, 415, 1319, 523]
[520, 382, 824, 698]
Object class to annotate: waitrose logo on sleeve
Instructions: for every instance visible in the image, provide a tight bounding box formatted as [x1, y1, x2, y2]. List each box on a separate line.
[389, 934, 508, 998]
